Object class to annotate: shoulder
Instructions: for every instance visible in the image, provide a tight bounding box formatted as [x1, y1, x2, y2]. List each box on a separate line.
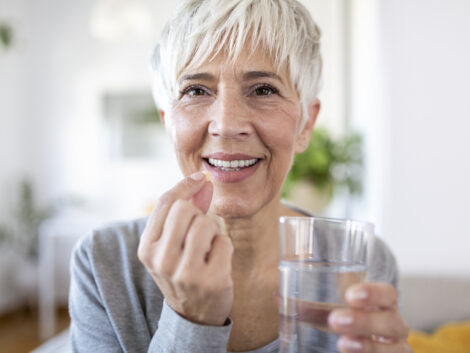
[71, 216, 151, 286]
[70, 215, 162, 308]
[69, 216, 164, 350]
[74, 216, 148, 259]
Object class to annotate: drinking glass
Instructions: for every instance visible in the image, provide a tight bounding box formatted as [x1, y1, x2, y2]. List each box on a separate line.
[278, 216, 374, 353]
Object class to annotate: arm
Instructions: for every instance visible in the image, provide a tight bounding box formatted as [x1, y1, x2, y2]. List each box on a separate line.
[69, 236, 122, 352]
[70, 172, 234, 353]
[137, 171, 233, 327]
[148, 301, 232, 352]
[140, 172, 235, 351]
[69, 234, 233, 353]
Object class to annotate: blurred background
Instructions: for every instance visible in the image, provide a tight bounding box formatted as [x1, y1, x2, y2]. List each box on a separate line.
[0, 0, 469, 352]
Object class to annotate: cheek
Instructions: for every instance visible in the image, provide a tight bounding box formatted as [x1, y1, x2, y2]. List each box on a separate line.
[167, 111, 207, 169]
[257, 105, 299, 156]
[255, 105, 300, 188]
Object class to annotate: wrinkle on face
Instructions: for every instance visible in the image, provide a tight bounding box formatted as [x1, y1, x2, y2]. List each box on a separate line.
[165, 46, 305, 219]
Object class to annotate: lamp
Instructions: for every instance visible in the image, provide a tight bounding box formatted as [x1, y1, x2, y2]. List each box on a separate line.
[90, 0, 153, 40]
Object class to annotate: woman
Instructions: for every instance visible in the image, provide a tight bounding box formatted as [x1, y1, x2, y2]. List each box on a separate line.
[69, 0, 412, 352]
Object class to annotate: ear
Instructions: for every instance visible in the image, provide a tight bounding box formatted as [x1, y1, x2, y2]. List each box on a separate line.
[294, 99, 321, 153]
[158, 110, 166, 127]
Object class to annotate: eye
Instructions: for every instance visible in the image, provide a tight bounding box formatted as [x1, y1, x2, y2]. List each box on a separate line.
[181, 85, 210, 97]
[251, 84, 279, 97]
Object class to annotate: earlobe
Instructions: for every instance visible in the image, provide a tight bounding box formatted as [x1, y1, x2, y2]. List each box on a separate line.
[295, 99, 321, 153]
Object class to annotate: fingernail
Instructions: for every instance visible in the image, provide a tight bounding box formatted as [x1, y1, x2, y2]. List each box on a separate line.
[372, 335, 394, 344]
[329, 312, 354, 326]
[338, 337, 363, 351]
[346, 288, 368, 301]
[189, 171, 205, 181]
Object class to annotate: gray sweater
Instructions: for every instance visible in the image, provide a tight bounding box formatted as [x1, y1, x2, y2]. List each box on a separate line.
[69, 216, 399, 353]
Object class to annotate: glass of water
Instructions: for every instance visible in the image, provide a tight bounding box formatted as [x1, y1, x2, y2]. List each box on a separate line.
[278, 216, 374, 353]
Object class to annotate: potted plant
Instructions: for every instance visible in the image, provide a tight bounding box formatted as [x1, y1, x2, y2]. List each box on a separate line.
[0, 179, 83, 311]
[283, 128, 363, 213]
[0, 180, 49, 311]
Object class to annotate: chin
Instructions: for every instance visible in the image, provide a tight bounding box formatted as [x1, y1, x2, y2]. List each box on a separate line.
[210, 198, 258, 219]
[209, 188, 279, 219]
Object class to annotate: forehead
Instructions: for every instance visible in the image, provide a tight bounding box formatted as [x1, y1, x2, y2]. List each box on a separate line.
[178, 45, 290, 83]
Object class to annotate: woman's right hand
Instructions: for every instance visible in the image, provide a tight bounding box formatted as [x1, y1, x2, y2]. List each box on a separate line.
[138, 172, 234, 326]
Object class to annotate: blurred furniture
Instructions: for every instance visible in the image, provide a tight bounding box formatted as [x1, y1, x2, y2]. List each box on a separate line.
[408, 321, 470, 353]
[400, 275, 470, 331]
[38, 216, 103, 341]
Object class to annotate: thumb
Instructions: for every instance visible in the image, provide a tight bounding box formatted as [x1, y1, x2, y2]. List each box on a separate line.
[191, 181, 213, 214]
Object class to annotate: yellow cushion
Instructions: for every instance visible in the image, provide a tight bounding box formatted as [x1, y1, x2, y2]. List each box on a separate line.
[408, 322, 470, 353]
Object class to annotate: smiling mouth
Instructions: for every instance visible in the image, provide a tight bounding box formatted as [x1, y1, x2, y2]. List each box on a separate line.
[204, 158, 261, 172]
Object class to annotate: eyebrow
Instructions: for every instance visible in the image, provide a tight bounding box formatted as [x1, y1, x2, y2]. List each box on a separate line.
[178, 73, 215, 84]
[178, 70, 284, 85]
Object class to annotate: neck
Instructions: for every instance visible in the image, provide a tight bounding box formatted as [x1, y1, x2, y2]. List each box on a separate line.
[208, 196, 303, 279]
[210, 198, 279, 278]
[215, 198, 306, 351]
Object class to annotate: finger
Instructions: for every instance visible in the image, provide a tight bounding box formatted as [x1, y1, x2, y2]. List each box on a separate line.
[139, 172, 208, 250]
[207, 234, 233, 270]
[157, 199, 203, 268]
[345, 282, 398, 310]
[180, 215, 218, 268]
[328, 308, 409, 339]
[191, 181, 213, 214]
[337, 336, 413, 353]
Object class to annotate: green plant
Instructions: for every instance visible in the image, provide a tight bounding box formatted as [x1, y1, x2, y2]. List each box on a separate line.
[283, 128, 363, 198]
[0, 22, 13, 49]
[14, 180, 55, 259]
[0, 179, 85, 259]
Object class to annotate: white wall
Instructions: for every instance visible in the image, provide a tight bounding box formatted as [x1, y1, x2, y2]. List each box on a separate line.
[0, 0, 27, 226]
[300, 0, 348, 135]
[351, 0, 470, 276]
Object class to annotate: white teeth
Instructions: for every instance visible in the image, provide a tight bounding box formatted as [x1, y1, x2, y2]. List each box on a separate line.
[207, 158, 258, 170]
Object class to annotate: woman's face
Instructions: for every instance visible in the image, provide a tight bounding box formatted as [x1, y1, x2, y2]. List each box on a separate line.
[163, 47, 316, 218]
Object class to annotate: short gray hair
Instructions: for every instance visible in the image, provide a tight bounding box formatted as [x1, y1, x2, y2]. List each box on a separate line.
[150, 0, 322, 128]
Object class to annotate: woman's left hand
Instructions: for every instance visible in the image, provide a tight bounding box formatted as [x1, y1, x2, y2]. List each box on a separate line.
[328, 282, 413, 352]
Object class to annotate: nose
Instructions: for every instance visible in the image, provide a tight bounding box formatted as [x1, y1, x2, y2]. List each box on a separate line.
[208, 92, 254, 139]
